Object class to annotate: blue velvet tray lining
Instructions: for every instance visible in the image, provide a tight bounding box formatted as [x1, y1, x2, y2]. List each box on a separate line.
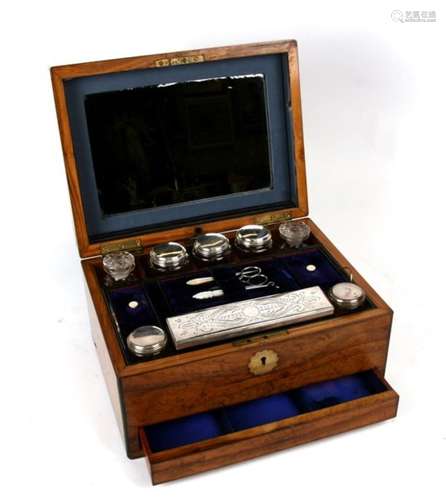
[144, 370, 387, 453]
[105, 246, 369, 364]
[106, 284, 166, 363]
[157, 247, 348, 317]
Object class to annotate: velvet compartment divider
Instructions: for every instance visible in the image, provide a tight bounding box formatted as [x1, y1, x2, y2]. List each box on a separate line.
[144, 370, 388, 453]
[156, 247, 349, 317]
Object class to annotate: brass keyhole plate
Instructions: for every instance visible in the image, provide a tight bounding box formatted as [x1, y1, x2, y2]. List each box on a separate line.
[248, 349, 279, 376]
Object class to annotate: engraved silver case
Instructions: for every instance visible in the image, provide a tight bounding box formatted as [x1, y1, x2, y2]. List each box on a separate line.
[167, 286, 334, 349]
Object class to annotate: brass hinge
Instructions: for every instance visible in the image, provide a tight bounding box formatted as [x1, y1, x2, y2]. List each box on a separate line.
[255, 212, 293, 226]
[155, 54, 205, 67]
[100, 239, 143, 255]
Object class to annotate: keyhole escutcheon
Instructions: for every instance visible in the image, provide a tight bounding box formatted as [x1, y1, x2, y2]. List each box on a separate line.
[248, 349, 279, 376]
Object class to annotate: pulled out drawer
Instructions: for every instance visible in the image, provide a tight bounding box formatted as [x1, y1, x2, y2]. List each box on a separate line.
[140, 370, 399, 484]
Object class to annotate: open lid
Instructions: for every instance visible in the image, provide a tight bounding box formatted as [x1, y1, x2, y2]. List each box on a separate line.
[51, 40, 308, 258]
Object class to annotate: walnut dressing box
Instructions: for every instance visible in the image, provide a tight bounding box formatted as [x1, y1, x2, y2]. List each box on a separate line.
[51, 40, 398, 485]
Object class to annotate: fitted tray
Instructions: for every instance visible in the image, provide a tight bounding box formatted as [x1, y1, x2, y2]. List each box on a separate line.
[98, 222, 373, 365]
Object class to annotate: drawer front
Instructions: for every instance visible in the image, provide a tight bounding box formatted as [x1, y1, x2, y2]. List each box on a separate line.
[122, 312, 391, 457]
[141, 371, 399, 484]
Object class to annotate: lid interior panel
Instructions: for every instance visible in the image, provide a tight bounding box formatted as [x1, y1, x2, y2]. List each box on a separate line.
[64, 53, 297, 243]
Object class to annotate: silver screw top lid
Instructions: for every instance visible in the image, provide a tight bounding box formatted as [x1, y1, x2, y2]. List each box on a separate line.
[328, 282, 366, 310]
[193, 233, 231, 261]
[149, 242, 188, 270]
[235, 225, 272, 252]
[126, 325, 167, 357]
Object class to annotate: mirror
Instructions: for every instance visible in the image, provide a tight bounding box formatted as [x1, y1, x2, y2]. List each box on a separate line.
[84, 74, 272, 216]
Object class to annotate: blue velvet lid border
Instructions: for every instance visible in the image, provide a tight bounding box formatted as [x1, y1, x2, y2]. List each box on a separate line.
[65, 53, 297, 242]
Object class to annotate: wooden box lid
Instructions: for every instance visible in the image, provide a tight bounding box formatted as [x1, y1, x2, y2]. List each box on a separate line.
[51, 40, 308, 258]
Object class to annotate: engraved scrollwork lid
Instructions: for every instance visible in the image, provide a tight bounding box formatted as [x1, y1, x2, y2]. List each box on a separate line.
[167, 287, 334, 349]
[52, 41, 308, 258]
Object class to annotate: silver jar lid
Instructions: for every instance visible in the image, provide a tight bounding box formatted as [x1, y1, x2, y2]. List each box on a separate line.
[328, 282, 366, 310]
[102, 251, 136, 281]
[235, 225, 273, 253]
[126, 325, 167, 357]
[149, 242, 188, 271]
[193, 233, 231, 261]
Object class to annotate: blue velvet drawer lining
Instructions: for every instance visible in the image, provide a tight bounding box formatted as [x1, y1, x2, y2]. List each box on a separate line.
[144, 370, 387, 453]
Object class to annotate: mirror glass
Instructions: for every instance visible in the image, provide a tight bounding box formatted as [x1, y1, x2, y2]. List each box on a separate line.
[84, 74, 271, 216]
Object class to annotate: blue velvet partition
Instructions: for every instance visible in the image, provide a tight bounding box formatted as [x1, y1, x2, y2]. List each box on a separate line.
[224, 393, 298, 431]
[107, 285, 161, 336]
[291, 371, 387, 413]
[157, 247, 348, 317]
[106, 246, 370, 363]
[158, 270, 233, 316]
[143, 370, 386, 453]
[212, 259, 298, 301]
[280, 248, 347, 289]
[146, 411, 231, 453]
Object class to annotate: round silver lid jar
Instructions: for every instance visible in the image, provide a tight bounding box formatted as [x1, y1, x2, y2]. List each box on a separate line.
[149, 242, 188, 271]
[126, 325, 167, 357]
[328, 282, 366, 310]
[193, 233, 231, 261]
[235, 225, 273, 253]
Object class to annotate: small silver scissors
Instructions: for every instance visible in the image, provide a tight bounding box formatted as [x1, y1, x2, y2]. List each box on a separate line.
[236, 266, 279, 290]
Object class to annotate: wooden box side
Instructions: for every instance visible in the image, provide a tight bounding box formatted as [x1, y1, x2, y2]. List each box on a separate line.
[85, 284, 126, 442]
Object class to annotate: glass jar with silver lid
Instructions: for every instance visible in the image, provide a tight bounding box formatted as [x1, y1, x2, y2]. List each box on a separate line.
[102, 251, 136, 281]
[328, 282, 366, 310]
[279, 220, 311, 248]
[193, 233, 231, 262]
[149, 242, 188, 271]
[127, 325, 168, 357]
[235, 224, 273, 253]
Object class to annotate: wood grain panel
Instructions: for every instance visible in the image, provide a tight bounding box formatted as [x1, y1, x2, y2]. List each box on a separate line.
[86, 286, 125, 440]
[123, 310, 391, 457]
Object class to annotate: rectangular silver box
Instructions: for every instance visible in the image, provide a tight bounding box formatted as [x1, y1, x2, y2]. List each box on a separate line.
[167, 286, 334, 349]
